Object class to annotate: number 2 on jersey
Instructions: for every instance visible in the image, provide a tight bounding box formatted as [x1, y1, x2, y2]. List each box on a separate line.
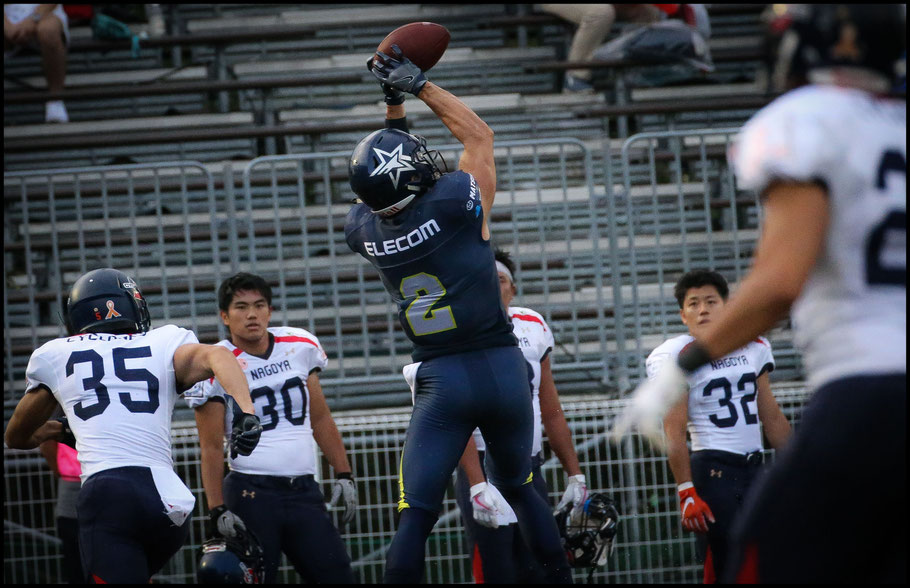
[867, 149, 906, 287]
[400, 272, 457, 336]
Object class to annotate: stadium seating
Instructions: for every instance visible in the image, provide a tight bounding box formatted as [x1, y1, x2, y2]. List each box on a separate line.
[4, 3, 803, 420]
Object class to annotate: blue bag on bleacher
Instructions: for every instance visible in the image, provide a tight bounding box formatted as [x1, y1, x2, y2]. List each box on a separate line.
[91, 13, 141, 58]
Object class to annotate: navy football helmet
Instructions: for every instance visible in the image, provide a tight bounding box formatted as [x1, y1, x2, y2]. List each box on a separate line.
[198, 529, 266, 584]
[765, 4, 906, 92]
[555, 493, 620, 569]
[348, 128, 446, 217]
[64, 268, 151, 336]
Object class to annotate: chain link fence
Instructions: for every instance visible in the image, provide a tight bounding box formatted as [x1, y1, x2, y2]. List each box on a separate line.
[4, 387, 810, 584]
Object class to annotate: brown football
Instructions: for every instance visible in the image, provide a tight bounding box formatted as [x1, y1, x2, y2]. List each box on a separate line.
[376, 22, 450, 72]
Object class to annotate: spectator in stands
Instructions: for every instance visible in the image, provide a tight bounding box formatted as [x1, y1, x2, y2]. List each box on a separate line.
[451, 248, 590, 583]
[39, 420, 84, 584]
[537, 3, 663, 92]
[654, 269, 790, 583]
[537, 4, 711, 92]
[4, 3, 70, 122]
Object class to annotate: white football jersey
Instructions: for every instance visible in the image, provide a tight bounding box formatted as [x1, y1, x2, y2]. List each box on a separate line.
[730, 85, 906, 388]
[185, 327, 328, 476]
[647, 334, 775, 454]
[472, 307, 555, 456]
[25, 325, 198, 482]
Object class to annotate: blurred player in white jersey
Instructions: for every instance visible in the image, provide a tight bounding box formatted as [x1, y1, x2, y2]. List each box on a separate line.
[187, 272, 357, 584]
[654, 270, 790, 583]
[4, 268, 262, 584]
[614, 5, 905, 582]
[441, 248, 590, 583]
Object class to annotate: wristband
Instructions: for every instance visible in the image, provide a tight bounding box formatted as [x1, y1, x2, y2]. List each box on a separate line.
[336, 472, 353, 481]
[385, 116, 409, 133]
[677, 342, 712, 373]
[677, 481, 694, 493]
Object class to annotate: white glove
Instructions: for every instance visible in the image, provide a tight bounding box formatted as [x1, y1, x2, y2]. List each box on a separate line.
[329, 476, 358, 527]
[554, 474, 588, 518]
[611, 361, 690, 451]
[470, 482, 516, 529]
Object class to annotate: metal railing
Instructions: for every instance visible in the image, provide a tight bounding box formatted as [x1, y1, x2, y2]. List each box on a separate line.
[3, 387, 811, 584]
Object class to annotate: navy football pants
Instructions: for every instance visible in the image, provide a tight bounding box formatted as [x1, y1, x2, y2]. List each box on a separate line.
[723, 373, 907, 583]
[455, 452, 550, 584]
[224, 471, 355, 584]
[689, 449, 763, 583]
[383, 346, 571, 583]
[77, 466, 189, 584]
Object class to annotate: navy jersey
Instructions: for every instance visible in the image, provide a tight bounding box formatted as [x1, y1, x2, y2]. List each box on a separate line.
[345, 170, 516, 361]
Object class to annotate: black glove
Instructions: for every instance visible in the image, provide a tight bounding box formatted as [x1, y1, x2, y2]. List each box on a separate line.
[371, 44, 428, 96]
[55, 416, 77, 449]
[230, 413, 262, 459]
[208, 504, 247, 538]
[367, 56, 405, 105]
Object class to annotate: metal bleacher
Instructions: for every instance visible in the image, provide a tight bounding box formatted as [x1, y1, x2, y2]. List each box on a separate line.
[4, 4, 802, 419]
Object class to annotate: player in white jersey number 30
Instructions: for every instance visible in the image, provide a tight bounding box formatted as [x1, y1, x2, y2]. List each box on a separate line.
[187, 272, 357, 584]
[613, 5, 906, 583]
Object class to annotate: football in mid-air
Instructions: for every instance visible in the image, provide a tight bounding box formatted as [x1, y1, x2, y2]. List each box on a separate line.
[376, 22, 450, 71]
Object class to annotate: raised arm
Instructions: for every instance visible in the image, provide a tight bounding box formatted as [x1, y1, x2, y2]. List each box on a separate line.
[371, 46, 496, 239]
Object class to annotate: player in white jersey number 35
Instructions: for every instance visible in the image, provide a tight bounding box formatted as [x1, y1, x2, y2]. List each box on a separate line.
[5, 268, 262, 584]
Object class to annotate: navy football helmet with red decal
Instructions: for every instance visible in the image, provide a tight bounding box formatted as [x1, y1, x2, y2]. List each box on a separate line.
[348, 128, 447, 217]
[64, 268, 151, 335]
[198, 528, 265, 584]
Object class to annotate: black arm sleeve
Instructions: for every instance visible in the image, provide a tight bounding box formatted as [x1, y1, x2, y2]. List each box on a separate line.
[385, 116, 410, 133]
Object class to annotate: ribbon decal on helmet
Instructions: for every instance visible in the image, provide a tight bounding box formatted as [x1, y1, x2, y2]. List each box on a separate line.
[105, 300, 122, 319]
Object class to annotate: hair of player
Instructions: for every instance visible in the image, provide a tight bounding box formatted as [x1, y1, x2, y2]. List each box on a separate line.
[493, 246, 517, 278]
[673, 269, 729, 308]
[218, 272, 273, 311]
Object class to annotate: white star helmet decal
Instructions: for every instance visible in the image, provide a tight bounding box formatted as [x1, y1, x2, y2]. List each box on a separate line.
[369, 143, 416, 190]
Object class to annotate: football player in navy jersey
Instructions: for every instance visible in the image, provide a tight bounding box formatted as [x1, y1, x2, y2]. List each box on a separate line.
[187, 272, 356, 584]
[347, 46, 571, 583]
[613, 5, 905, 583]
[655, 270, 790, 583]
[4, 268, 262, 584]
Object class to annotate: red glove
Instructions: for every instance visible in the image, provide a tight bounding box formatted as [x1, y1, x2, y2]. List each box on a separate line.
[678, 482, 715, 533]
